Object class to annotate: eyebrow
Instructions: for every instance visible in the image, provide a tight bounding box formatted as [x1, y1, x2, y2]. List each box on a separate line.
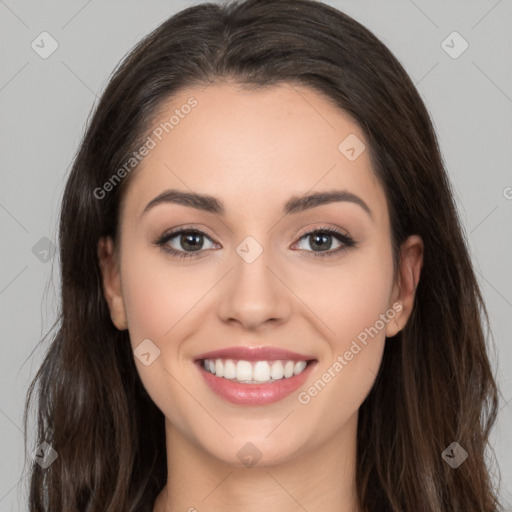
[141, 188, 372, 219]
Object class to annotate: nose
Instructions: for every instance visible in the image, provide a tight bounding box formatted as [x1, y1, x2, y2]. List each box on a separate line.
[216, 244, 293, 331]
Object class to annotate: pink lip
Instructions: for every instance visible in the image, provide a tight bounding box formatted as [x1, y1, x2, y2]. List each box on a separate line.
[196, 359, 317, 406]
[194, 346, 315, 362]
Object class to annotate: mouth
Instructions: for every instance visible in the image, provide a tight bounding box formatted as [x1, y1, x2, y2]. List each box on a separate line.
[193, 346, 317, 405]
[197, 357, 316, 383]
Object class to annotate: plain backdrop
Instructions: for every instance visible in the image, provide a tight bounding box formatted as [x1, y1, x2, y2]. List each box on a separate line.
[0, 0, 511, 509]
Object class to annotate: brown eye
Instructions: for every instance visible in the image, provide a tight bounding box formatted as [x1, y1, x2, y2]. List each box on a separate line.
[155, 229, 218, 259]
[292, 227, 356, 258]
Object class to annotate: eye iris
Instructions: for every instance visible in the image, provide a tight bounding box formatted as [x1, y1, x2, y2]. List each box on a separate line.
[310, 233, 332, 251]
[181, 232, 203, 251]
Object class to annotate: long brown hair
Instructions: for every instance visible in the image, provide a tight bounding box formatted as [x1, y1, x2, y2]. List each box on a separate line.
[23, 0, 503, 510]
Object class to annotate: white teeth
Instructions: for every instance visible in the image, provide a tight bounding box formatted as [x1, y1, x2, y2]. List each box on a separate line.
[253, 361, 270, 382]
[283, 360, 295, 378]
[201, 358, 310, 383]
[223, 359, 236, 379]
[215, 359, 224, 378]
[236, 360, 253, 381]
[294, 361, 307, 375]
[270, 361, 284, 380]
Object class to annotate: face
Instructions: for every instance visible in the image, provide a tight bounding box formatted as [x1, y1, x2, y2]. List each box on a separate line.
[99, 81, 422, 468]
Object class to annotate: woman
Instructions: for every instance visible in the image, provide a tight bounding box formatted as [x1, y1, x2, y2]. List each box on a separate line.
[23, 0, 503, 510]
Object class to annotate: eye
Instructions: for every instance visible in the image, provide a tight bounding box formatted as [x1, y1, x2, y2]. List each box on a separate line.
[292, 227, 356, 258]
[154, 225, 356, 259]
[154, 228, 218, 259]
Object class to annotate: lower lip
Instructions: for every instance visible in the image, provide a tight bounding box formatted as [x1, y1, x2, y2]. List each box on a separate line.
[196, 360, 317, 405]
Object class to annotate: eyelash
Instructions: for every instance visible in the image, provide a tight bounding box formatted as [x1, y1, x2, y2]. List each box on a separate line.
[153, 226, 356, 260]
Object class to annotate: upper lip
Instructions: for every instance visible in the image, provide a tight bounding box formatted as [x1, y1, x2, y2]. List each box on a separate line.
[194, 346, 316, 362]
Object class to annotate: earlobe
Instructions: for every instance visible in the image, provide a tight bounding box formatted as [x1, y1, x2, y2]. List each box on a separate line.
[386, 235, 424, 338]
[97, 236, 128, 331]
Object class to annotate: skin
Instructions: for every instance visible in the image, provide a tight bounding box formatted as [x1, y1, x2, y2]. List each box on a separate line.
[98, 82, 423, 512]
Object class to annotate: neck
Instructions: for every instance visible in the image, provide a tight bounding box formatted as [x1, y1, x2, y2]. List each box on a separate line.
[154, 414, 361, 512]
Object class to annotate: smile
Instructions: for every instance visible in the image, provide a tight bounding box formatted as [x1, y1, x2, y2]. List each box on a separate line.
[201, 358, 310, 383]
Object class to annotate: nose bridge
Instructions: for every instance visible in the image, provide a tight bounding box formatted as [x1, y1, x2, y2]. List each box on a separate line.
[217, 233, 292, 330]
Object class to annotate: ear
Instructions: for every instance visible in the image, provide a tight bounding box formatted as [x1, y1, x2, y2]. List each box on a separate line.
[386, 234, 424, 338]
[97, 236, 128, 331]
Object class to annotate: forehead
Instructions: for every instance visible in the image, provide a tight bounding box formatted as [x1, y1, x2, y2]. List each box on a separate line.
[121, 81, 387, 222]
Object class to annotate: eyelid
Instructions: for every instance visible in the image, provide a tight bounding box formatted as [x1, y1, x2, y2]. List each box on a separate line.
[293, 223, 351, 240]
[156, 224, 218, 243]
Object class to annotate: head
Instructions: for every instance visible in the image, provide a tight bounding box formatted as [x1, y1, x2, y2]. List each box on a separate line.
[24, 1, 501, 511]
[98, 78, 424, 479]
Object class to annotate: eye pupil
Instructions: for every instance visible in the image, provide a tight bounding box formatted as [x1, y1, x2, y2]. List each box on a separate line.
[181, 232, 203, 251]
[310, 233, 332, 251]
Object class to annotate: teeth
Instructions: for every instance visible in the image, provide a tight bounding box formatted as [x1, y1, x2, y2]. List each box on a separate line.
[293, 360, 307, 375]
[284, 360, 295, 378]
[201, 358, 310, 383]
[253, 361, 270, 382]
[223, 359, 236, 379]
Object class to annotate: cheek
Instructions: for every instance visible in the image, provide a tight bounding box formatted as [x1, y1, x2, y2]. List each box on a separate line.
[299, 239, 394, 410]
[120, 243, 203, 345]
[310, 238, 395, 348]
[119, 245, 202, 426]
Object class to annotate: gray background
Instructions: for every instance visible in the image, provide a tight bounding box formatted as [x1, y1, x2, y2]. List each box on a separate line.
[1, 0, 511, 509]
